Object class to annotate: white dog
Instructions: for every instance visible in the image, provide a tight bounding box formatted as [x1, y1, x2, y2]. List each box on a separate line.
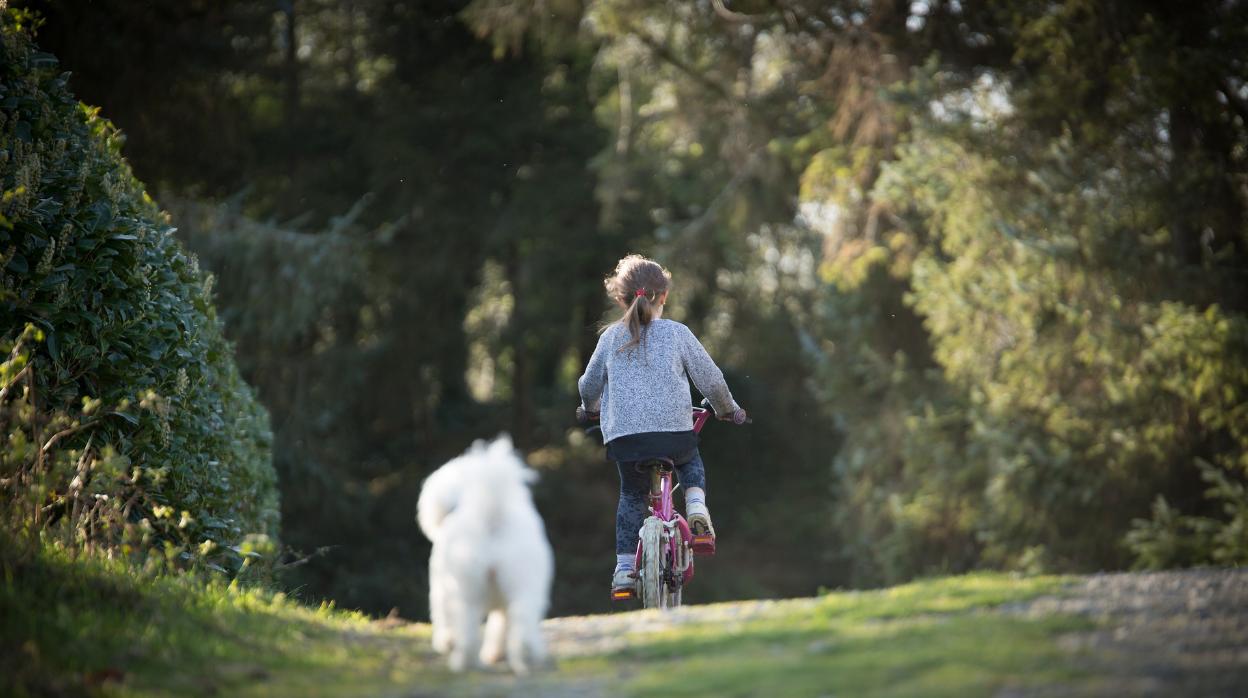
[417, 435, 553, 674]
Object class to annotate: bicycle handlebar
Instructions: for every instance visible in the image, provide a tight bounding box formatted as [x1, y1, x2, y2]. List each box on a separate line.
[697, 398, 751, 425]
[578, 400, 750, 431]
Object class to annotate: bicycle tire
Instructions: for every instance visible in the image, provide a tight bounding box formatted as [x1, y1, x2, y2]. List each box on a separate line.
[639, 517, 664, 608]
[664, 578, 682, 608]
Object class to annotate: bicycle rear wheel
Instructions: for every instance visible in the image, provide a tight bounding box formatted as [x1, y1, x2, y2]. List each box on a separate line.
[638, 517, 664, 608]
[663, 579, 682, 608]
[662, 532, 688, 608]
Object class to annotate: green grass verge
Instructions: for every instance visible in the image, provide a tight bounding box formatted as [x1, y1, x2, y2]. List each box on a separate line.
[1, 538, 1091, 697]
[595, 574, 1091, 698]
[0, 537, 448, 697]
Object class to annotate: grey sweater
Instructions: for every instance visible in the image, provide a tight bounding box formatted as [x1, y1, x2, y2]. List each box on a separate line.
[578, 319, 740, 444]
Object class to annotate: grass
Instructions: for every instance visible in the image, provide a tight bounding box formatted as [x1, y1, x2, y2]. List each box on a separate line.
[1, 538, 1093, 697]
[0, 536, 447, 697]
[608, 575, 1091, 697]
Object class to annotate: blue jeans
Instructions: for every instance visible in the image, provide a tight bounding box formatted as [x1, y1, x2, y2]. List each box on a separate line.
[615, 450, 706, 554]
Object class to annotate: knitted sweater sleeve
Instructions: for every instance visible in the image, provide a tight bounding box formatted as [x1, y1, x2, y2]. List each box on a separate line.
[678, 325, 740, 418]
[577, 329, 610, 412]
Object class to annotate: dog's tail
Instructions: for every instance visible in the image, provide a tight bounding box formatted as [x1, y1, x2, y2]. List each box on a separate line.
[417, 434, 537, 539]
[417, 462, 457, 540]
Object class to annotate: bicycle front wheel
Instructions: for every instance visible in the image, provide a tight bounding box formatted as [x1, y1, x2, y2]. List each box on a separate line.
[638, 517, 664, 608]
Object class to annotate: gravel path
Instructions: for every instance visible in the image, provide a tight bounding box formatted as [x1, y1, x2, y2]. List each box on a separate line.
[1001, 568, 1248, 697]
[542, 596, 819, 658]
[416, 568, 1248, 697]
[543, 569, 1248, 697]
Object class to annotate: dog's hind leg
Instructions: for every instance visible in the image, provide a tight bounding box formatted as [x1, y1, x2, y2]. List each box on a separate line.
[479, 609, 508, 666]
[447, 597, 482, 673]
[504, 603, 546, 676]
[429, 559, 452, 655]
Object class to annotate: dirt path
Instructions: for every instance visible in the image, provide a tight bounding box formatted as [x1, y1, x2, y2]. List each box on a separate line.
[401, 569, 1248, 697]
[538, 569, 1248, 697]
[1002, 568, 1248, 697]
[543, 596, 820, 658]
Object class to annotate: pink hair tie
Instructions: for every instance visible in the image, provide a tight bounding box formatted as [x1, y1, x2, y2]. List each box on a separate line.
[635, 288, 646, 297]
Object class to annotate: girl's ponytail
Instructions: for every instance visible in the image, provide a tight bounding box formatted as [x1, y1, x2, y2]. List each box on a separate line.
[603, 255, 671, 353]
[622, 291, 652, 352]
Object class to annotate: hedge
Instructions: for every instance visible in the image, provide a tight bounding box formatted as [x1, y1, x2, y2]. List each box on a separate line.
[0, 11, 277, 560]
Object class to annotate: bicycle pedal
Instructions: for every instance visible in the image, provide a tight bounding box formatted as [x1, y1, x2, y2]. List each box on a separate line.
[691, 534, 716, 555]
[610, 587, 636, 601]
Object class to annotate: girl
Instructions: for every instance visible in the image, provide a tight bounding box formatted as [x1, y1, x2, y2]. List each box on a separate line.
[577, 255, 747, 598]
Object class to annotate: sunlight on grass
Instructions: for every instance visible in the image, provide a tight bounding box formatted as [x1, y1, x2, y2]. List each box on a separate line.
[4, 541, 1088, 698]
[613, 574, 1089, 698]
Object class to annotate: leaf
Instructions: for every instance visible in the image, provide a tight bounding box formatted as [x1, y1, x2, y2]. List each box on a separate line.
[87, 201, 113, 233]
[46, 331, 61, 362]
[33, 198, 62, 218]
[200, 516, 229, 530]
[30, 51, 59, 69]
[6, 254, 29, 273]
[110, 411, 140, 426]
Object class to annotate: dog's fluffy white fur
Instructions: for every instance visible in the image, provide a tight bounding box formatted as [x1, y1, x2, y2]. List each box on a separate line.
[417, 434, 553, 674]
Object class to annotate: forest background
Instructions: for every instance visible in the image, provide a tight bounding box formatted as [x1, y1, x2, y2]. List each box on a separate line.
[10, 0, 1246, 620]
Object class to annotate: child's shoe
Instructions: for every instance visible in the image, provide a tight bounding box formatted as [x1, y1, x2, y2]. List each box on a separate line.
[686, 501, 717, 555]
[610, 566, 637, 601]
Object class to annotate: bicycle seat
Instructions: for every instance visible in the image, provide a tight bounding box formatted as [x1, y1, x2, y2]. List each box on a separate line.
[634, 457, 675, 472]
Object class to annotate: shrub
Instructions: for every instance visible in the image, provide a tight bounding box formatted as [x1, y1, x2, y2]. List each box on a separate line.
[0, 11, 276, 565]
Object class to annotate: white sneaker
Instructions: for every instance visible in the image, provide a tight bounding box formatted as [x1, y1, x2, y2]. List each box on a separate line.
[686, 501, 715, 536]
[611, 567, 637, 600]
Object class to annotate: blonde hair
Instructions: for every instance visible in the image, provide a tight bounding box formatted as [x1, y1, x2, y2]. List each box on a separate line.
[604, 254, 672, 352]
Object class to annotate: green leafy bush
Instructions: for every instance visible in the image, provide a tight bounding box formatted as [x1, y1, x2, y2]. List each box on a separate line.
[0, 12, 276, 561]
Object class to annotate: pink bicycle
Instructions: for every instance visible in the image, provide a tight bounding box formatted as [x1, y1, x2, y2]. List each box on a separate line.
[586, 400, 745, 609]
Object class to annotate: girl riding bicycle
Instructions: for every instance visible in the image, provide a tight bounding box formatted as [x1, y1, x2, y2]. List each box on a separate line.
[577, 254, 747, 598]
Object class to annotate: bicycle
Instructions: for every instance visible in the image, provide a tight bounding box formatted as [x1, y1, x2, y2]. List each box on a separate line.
[582, 399, 747, 609]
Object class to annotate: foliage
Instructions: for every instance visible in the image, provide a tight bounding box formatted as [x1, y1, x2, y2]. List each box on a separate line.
[814, 0, 1248, 581]
[0, 14, 276, 562]
[165, 196, 425, 612]
[1127, 459, 1248, 569]
[12, 1, 279, 196]
[854, 122, 1248, 576]
[158, 21, 621, 612]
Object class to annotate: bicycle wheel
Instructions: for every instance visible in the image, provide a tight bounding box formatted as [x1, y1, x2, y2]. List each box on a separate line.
[662, 533, 689, 608]
[663, 577, 682, 608]
[638, 517, 664, 608]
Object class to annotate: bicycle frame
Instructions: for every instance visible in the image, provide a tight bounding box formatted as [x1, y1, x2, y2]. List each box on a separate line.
[629, 406, 712, 596]
[634, 463, 695, 590]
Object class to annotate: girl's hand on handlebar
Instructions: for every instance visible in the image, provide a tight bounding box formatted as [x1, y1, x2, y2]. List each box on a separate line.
[718, 407, 748, 425]
[575, 405, 600, 424]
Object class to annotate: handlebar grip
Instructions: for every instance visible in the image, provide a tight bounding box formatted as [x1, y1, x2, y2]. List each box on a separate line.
[575, 406, 600, 424]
